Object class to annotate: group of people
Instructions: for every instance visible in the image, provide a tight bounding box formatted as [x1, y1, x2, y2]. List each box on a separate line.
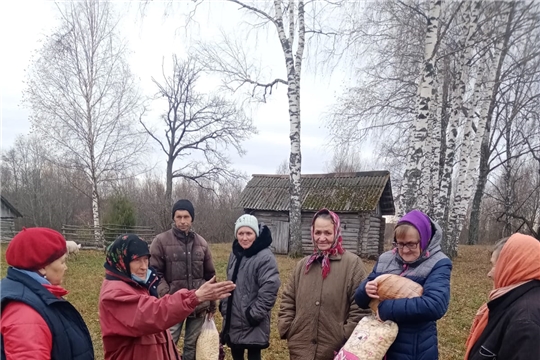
[1, 199, 539, 360]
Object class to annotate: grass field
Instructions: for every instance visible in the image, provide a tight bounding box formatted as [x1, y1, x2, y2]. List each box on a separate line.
[0, 244, 493, 360]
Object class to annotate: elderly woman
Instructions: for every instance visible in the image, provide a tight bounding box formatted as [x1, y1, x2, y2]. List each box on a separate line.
[220, 214, 281, 360]
[98, 234, 235, 360]
[1, 227, 94, 360]
[465, 233, 540, 360]
[278, 208, 368, 360]
[355, 209, 452, 360]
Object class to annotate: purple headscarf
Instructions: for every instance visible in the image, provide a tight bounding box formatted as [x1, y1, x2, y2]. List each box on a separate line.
[396, 210, 433, 251]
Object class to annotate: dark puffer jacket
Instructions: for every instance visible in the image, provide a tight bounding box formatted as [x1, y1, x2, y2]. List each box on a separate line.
[467, 280, 540, 360]
[150, 226, 216, 315]
[1, 268, 94, 360]
[220, 225, 281, 349]
[355, 219, 452, 360]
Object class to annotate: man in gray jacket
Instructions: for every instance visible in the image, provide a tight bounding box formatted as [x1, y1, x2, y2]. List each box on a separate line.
[150, 199, 216, 360]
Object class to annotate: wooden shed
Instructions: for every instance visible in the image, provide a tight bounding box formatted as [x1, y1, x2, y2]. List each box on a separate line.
[1, 195, 23, 241]
[237, 171, 395, 258]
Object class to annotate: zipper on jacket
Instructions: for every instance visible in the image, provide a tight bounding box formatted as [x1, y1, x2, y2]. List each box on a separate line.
[399, 263, 409, 276]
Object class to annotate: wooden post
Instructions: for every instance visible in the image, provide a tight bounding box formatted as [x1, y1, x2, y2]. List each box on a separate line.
[379, 216, 386, 256]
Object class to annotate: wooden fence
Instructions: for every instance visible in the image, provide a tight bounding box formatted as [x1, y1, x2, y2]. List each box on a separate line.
[62, 224, 156, 249]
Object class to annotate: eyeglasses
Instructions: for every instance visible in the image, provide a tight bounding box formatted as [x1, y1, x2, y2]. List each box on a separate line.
[393, 242, 419, 250]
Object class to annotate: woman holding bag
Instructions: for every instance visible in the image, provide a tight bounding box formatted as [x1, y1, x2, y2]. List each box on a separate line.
[220, 214, 281, 360]
[355, 209, 452, 360]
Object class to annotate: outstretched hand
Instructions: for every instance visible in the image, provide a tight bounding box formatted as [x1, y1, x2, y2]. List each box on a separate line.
[195, 276, 235, 303]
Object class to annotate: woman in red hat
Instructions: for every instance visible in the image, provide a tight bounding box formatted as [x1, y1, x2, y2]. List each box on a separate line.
[99, 233, 235, 360]
[1, 227, 94, 360]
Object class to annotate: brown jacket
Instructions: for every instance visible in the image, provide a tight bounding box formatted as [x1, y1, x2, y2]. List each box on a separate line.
[149, 227, 216, 315]
[278, 251, 369, 360]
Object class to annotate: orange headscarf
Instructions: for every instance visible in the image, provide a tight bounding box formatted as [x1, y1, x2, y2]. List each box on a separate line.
[464, 233, 540, 359]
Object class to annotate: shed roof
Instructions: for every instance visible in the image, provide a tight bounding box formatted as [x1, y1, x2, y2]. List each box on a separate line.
[1, 195, 23, 218]
[238, 171, 395, 215]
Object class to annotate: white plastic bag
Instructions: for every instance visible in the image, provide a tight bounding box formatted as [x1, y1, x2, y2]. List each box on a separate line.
[334, 315, 399, 360]
[196, 315, 220, 360]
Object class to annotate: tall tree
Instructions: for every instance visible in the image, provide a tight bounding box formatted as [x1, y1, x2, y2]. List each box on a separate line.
[468, 1, 540, 244]
[141, 54, 255, 208]
[435, 0, 482, 258]
[195, 0, 307, 256]
[400, 0, 442, 214]
[24, 0, 145, 247]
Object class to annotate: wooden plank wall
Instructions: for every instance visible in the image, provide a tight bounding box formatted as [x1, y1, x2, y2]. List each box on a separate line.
[0, 218, 16, 242]
[251, 211, 289, 254]
[358, 212, 384, 259]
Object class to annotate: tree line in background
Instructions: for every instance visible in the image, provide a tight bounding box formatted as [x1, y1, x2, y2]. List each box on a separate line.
[1, 134, 243, 243]
[3, 0, 539, 256]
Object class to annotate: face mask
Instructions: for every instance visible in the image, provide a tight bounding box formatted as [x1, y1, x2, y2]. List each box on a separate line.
[131, 269, 151, 284]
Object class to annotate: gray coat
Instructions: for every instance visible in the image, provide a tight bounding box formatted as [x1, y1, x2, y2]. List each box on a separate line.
[220, 225, 281, 349]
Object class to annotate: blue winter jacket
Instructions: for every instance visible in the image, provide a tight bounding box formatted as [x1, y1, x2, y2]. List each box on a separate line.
[355, 219, 452, 360]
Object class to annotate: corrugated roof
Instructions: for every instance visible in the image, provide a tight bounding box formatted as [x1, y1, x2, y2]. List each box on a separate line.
[238, 171, 395, 215]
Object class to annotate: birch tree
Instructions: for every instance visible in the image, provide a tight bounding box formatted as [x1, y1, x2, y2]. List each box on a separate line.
[435, 0, 482, 257]
[195, 0, 306, 256]
[400, 0, 442, 214]
[327, 1, 461, 213]
[24, 0, 145, 247]
[468, 0, 540, 244]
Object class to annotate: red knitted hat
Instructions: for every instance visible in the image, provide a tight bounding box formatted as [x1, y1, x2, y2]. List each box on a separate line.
[6, 227, 67, 271]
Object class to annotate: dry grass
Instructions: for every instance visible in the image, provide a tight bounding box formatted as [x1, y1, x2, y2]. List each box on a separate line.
[0, 244, 492, 360]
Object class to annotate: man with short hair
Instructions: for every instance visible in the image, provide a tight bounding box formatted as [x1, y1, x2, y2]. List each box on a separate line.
[150, 199, 216, 360]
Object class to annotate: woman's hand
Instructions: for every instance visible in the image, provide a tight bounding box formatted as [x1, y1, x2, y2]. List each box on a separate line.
[365, 280, 379, 299]
[195, 276, 236, 302]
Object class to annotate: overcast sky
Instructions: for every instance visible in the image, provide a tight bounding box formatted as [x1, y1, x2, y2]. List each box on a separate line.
[0, 1, 372, 178]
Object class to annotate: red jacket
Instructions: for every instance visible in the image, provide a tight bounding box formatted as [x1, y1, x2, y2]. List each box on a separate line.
[98, 277, 200, 360]
[1, 285, 67, 360]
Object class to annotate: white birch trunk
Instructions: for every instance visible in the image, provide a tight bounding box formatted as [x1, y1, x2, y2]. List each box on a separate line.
[427, 75, 441, 217]
[400, 0, 441, 215]
[274, 0, 305, 257]
[91, 181, 103, 247]
[447, 55, 488, 247]
[436, 1, 481, 258]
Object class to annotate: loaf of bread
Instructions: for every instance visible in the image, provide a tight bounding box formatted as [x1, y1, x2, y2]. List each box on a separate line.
[369, 274, 423, 312]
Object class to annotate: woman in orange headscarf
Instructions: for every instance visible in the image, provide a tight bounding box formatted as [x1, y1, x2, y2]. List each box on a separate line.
[465, 233, 540, 360]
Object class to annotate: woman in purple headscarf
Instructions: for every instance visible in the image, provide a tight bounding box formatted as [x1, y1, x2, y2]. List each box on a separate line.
[277, 209, 369, 360]
[354, 209, 453, 360]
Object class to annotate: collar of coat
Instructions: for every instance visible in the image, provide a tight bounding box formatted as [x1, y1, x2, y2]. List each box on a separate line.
[488, 279, 540, 311]
[309, 252, 344, 262]
[172, 226, 194, 242]
[232, 225, 273, 258]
